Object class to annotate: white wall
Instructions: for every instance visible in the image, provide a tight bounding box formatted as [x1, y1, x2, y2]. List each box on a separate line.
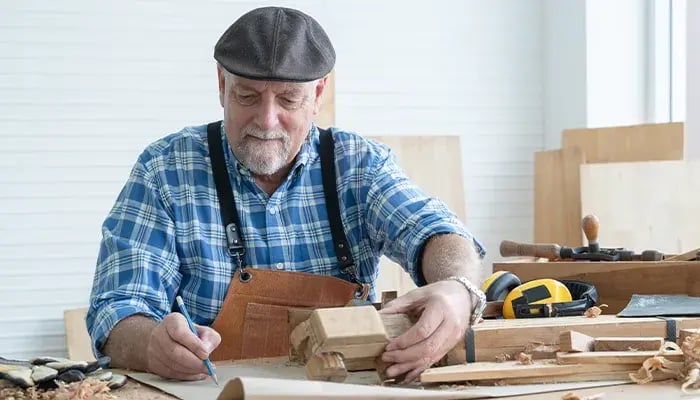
[0, 0, 543, 359]
[686, 0, 700, 159]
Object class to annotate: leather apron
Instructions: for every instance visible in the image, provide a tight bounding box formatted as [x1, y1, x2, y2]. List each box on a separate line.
[204, 121, 368, 362]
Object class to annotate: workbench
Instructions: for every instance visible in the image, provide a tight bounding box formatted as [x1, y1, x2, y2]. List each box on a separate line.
[114, 375, 685, 399]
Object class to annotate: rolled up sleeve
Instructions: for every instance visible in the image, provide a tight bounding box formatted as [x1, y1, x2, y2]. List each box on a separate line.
[87, 154, 181, 357]
[364, 151, 485, 286]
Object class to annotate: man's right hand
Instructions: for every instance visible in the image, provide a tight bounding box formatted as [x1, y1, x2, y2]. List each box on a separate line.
[146, 313, 222, 380]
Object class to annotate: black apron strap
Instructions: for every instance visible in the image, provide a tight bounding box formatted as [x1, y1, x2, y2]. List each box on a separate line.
[318, 128, 361, 285]
[207, 121, 245, 269]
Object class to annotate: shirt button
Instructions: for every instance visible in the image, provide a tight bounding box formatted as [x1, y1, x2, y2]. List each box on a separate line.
[269, 207, 277, 215]
[275, 262, 285, 270]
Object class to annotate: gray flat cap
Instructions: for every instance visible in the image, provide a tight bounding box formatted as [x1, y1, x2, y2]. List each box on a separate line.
[214, 7, 335, 82]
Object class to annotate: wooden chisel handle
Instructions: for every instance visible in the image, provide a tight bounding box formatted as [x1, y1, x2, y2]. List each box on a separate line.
[499, 240, 562, 260]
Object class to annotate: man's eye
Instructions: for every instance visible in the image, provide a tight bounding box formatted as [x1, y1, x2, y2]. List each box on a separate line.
[237, 95, 257, 105]
[280, 97, 302, 108]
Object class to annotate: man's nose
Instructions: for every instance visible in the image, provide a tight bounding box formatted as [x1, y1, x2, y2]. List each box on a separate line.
[254, 98, 280, 130]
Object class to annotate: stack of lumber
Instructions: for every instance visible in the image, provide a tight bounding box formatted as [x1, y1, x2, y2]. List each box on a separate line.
[458, 315, 700, 363]
[422, 326, 699, 385]
[534, 122, 684, 249]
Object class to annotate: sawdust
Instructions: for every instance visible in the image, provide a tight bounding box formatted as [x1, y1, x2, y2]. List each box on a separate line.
[516, 353, 533, 365]
[0, 378, 115, 400]
[494, 353, 511, 363]
[561, 392, 605, 400]
[584, 304, 608, 318]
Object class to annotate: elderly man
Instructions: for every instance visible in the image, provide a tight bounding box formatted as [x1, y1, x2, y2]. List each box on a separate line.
[87, 6, 485, 384]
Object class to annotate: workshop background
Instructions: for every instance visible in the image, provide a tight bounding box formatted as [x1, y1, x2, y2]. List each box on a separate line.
[0, 1, 690, 360]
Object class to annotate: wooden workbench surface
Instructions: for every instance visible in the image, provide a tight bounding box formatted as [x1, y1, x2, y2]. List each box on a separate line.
[112, 378, 685, 399]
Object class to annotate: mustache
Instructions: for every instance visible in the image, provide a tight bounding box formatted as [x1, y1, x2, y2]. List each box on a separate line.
[241, 125, 288, 140]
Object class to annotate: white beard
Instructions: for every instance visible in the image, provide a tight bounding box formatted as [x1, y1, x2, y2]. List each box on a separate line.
[234, 125, 292, 176]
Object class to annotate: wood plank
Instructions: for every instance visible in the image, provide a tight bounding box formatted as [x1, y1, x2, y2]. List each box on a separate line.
[534, 148, 586, 247]
[464, 315, 700, 363]
[493, 260, 700, 313]
[64, 307, 96, 362]
[556, 350, 683, 365]
[477, 370, 675, 385]
[579, 160, 700, 255]
[314, 70, 335, 128]
[561, 122, 684, 163]
[594, 337, 664, 351]
[420, 361, 635, 383]
[559, 330, 594, 352]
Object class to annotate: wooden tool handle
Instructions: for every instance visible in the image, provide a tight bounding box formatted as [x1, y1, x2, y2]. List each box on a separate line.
[582, 214, 599, 244]
[499, 240, 562, 260]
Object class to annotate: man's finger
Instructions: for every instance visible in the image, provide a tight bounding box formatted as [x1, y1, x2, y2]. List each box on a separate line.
[385, 303, 443, 351]
[165, 314, 210, 360]
[378, 289, 425, 314]
[151, 330, 210, 375]
[149, 355, 207, 381]
[196, 325, 222, 354]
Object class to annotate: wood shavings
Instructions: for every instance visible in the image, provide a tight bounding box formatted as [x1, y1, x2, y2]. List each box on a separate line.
[494, 353, 511, 363]
[0, 377, 115, 400]
[681, 333, 700, 394]
[561, 392, 605, 400]
[584, 304, 608, 318]
[628, 356, 682, 384]
[517, 352, 533, 365]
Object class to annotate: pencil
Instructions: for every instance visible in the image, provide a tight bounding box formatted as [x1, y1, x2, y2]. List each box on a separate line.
[175, 295, 219, 386]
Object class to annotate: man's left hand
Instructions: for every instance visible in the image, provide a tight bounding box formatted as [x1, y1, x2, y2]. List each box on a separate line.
[378, 280, 474, 383]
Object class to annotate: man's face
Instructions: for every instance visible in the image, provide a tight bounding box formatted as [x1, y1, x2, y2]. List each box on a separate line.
[217, 66, 326, 176]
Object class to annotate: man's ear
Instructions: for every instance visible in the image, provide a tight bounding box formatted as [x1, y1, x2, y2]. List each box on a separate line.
[217, 64, 226, 107]
[312, 75, 328, 116]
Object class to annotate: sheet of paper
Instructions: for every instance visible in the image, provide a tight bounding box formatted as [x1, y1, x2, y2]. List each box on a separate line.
[127, 359, 630, 400]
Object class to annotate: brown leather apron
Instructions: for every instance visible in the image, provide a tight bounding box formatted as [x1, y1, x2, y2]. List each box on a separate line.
[205, 121, 369, 362]
[209, 268, 368, 361]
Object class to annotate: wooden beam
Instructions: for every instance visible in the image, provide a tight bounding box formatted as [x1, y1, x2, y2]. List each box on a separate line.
[556, 350, 684, 365]
[420, 361, 635, 383]
[594, 337, 664, 352]
[559, 330, 594, 352]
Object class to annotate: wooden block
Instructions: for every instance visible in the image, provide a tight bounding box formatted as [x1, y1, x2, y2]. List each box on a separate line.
[559, 330, 594, 352]
[307, 306, 388, 358]
[305, 352, 347, 382]
[420, 361, 635, 383]
[561, 122, 684, 163]
[64, 308, 96, 362]
[556, 350, 684, 365]
[493, 260, 700, 313]
[534, 147, 586, 246]
[666, 248, 700, 261]
[594, 337, 664, 352]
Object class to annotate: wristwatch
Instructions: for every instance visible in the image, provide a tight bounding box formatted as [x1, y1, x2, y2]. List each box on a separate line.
[446, 276, 487, 326]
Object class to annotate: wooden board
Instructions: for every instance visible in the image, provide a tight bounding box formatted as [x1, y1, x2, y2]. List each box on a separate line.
[420, 361, 634, 383]
[534, 148, 586, 246]
[594, 337, 664, 351]
[534, 122, 683, 247]
[314, 70, 335, 128]
[493, 260, 700, 313]
[580, 160, 700, 254]
[466, 314, 700, 363]
[559, 330, 594, 352]
[64, 307, 96, 362]
[561, 122, 684, 163]
[366, 135, 465, 296]
[556, 350, 683, 364]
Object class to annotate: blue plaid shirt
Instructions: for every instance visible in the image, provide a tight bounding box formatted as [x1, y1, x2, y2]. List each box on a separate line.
[87, 123, 484, 355]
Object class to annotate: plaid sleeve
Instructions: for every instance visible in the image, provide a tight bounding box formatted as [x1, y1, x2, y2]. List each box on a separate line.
[364, 150, 486, 287]
[86, 152, 181, 357]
